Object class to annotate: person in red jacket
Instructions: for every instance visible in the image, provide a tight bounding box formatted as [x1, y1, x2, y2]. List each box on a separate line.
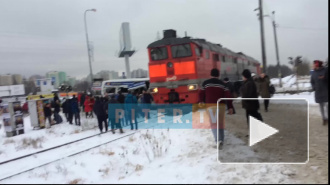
[89, 96, 95, 118]
[84, 96, 92, 119]
[199, 68, 234, 149]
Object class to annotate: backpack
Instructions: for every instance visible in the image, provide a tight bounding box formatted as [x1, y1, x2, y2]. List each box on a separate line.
[269, 84, 276, 95]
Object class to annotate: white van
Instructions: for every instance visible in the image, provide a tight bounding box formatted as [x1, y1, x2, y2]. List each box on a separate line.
[101, 78, 149, 96]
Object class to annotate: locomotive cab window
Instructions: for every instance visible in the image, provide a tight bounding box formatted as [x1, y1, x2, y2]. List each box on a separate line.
[195, 47, 201, 57]
[195, 46, 203, 57]
[150, 47, 168, 61]
[222, 55, 226, 62]
[213, 54, 219, 62]
[205, 50, 210, 59]
[171, 44, 192, 58]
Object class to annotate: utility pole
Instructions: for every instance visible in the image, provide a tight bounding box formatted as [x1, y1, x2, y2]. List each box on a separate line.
[271, 11, 282, 87]
[84, 9, 96, 84]
[255, 0, 267, 73]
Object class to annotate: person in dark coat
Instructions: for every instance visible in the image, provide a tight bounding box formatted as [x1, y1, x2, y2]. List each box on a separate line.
[224, 77, 236, 114]
[199, 68, 234, 149]
[44, 102, 52, 129]
[65, 98, 74, 124]
[53, 93, 62, 124]
[257, 73, 271, 112]
[142, 90, 154, 104]
[94, 96, 108, 133]
[71, 95, 81, 126]
[311, 60, 328, 125]
[106, 95, 124, 134]
[61, 98, 70, 122]
[240, 69, 263, 127]
[142, 89, 154, 119]
[117, 91, 125, 104]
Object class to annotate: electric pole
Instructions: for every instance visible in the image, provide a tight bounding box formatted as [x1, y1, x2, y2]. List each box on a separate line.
[255, 0, 267, 73]
[271, 11, 282, 87]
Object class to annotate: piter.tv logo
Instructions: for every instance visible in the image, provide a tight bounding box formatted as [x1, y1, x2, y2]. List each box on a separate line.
[108, 104, 234, 130]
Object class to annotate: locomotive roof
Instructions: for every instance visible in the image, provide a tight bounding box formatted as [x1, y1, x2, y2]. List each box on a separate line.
[147, 37, 259, 63]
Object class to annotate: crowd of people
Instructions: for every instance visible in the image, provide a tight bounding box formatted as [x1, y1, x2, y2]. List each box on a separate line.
[42, 90, 154, 134]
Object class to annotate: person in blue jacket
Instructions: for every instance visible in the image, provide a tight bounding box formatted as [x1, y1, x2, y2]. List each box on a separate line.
[125, 91, 138, 130]
[71, 95, 81, 126]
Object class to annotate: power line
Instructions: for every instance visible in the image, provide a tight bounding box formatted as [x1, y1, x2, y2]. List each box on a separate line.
[277, 26, 328, 31]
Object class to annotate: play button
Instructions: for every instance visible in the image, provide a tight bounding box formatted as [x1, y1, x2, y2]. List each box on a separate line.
[249, 116, 279, 147]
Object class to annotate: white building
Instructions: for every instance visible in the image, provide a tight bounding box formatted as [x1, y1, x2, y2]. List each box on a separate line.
[94, 70, 119, 81]
[35, 78, 54, 93]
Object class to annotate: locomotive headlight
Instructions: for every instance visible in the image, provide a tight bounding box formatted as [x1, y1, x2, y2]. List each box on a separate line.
[151, 87, 158, 93]
[188, 84, 198, 91]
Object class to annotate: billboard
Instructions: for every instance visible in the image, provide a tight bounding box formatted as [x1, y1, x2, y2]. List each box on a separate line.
[119, 22, 132, 52]
[9, 85, 25, 96]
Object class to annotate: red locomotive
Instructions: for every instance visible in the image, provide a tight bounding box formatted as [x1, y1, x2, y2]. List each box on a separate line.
[148, 29, 261, 104]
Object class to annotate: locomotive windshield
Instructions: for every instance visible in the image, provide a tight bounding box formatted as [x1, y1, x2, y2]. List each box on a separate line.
[150, 47, 168, 61]
[171, 44, 192, 58]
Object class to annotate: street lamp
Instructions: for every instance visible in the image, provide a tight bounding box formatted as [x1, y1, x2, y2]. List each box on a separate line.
[84, 9, 96, 85]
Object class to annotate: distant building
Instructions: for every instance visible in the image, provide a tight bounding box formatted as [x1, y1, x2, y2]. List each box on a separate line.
[0, 75, 13, 86]
[12, 74, 23, 85]
[46, 71, 67, 88]
[29, 75, 44, 82]
[67, 76, 77, 87]
[58, 72, 67, 85]
[131, 69, 148, 78]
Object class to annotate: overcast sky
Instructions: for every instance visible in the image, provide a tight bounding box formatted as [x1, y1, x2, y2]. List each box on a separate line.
[0, 0, 328, 80]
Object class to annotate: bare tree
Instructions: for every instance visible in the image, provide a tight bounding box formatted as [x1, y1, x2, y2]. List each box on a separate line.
[23, 78, 37, 95]
[267, 65, 293, 78]
[296, 58, 311, 76]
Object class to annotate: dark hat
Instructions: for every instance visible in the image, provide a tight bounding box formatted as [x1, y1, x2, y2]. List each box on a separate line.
[242, 69, 252, 79]
[223, 77, 229, 82]
[211, 68, 220, 77]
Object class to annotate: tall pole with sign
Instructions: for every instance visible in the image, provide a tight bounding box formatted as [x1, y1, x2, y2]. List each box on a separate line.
[119, 22, 135, 79]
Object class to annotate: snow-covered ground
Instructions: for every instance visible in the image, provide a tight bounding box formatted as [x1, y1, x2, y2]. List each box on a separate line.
[273, 91, 316, 105]
[0, 128, 299, 184]
[0, 92, 325, 184]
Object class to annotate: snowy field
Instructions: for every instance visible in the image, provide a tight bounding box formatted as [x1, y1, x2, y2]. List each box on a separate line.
[0, 92, 327, 184]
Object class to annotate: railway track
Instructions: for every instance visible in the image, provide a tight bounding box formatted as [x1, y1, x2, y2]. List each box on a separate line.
[0, 113, 161, 182]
